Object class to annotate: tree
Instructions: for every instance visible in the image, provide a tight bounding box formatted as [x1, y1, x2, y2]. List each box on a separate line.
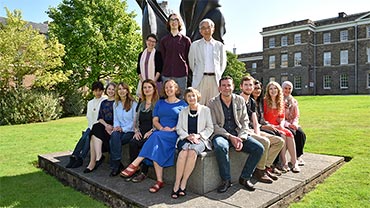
[0, 8, 67, 90]
[47, 0, 142, 89]
[224, 51, 248, 90]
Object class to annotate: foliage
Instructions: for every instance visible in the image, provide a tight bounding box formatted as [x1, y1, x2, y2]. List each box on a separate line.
[223, 51, 248, 90]
[59, 87, 86, 117]
[47, 0, 142, 91]
[0, 8, 68, 90]
[0, 88, 62, 125]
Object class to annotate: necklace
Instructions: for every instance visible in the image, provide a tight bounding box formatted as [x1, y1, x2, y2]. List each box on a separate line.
[93, 97, 104, 111]
[188, 110, 198, 118]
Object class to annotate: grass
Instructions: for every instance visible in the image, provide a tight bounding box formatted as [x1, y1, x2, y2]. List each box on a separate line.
[0, 95, 369, 207]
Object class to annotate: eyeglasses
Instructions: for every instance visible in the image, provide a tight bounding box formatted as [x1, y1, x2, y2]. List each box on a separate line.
[200, 26, 212, 31]
[146, 39, 156, 43]
[169, 18, 179, 22]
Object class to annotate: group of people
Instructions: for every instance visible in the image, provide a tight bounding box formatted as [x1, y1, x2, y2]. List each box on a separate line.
[66, 13, 306, 198]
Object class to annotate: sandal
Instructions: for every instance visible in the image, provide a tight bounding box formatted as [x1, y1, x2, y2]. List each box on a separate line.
[292, 166, 301, 173]
[178, 188, 187, 196]
[149, 181, 164, 193]
[120, 163, 138, 178]
[171, 189, 179, 199]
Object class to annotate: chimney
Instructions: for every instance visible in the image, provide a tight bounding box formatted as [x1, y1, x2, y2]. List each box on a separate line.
[338, 12, 347, 18]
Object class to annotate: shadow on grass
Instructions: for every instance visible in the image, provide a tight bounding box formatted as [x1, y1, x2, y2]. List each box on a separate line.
[0, 171, 104, 207]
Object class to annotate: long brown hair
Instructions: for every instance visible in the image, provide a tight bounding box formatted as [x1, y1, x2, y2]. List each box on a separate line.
[141, 79, 159, 104]
[264, 81, 284, 113]
[115, 82, 135, 111]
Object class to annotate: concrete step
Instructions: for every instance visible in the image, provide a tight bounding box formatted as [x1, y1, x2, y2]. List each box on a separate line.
[38, 152, 344, 208]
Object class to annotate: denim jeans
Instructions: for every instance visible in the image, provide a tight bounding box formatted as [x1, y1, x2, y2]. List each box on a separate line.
[109, 131, 134, 169]
[212, 135, 264, 181]
[71, 128, 91, 159]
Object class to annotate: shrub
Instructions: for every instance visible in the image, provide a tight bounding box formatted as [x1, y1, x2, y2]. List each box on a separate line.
[0, 88, 62, 125]
[60, 89, 86, 117]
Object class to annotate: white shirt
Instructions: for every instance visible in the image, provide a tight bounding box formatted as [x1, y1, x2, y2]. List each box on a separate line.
[204, 40, 215, 73]
[86, 96, 107, 129]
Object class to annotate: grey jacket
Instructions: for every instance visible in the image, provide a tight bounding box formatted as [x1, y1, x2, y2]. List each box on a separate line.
[208, 94, 250, 140]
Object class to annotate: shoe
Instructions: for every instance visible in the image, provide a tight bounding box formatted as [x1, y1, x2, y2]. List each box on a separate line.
[298, 157, 305, 166]
[178, 188, 187, 196]
[239, 177, 255, 191]
[83, 167, 94, 173]
[277, 164, 289, 173]
[109, 162, 124, 177]
[149, 181, 164, 193]
[70, 157, 83, 168]
[132, 172, 147, 183]
[253, 169, 273, 184]
[292, 165, 301, 173]
[217, 180, 232, 193]
[265, 168, 278, 180]
[272, 167, 282, 176]
[171, 189, 180, 199]
[120, 163, 139, 178]
[94, 155, 105, 170]
[66, 156, 76, 168]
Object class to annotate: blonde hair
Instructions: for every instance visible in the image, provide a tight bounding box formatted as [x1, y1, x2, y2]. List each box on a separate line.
[264, 81, 284, 113]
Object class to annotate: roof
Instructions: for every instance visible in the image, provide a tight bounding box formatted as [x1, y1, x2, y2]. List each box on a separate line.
[0, 16, 48, 34]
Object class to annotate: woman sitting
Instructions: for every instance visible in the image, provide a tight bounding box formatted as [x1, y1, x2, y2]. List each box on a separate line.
[109, 82, 137, 177]
[84, 82, 116, 173]
[120, 79, 187, 193]
[282, 81, 306, 166]
[171, 87, 213, 199]
[263, 81, 300, 173]
[128, 79, 159, 182]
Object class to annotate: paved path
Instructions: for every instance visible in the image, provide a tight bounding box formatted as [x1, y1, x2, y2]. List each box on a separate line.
[39, 152, 344, 208]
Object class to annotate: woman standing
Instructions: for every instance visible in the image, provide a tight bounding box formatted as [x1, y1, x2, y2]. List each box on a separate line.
[263, 81, 300, 173]
[84, 83, 116, 173]
[120, 80, 187, 193]
[109, 82, 137, 177]
[128, 79, 159, 182]
[282, 81, 306, 166]
[171, 87, 213, 199]
[136, 34, 163, 98]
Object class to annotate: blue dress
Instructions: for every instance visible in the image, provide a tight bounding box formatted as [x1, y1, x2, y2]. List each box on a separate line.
[139, 99, 187, 167]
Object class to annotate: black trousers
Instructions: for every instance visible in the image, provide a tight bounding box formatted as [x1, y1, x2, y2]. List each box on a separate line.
[288, 127, 306, 158]
[129, 138, 149, 174]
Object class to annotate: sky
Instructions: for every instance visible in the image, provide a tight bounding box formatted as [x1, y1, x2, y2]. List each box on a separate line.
[0, 0, 368, 54]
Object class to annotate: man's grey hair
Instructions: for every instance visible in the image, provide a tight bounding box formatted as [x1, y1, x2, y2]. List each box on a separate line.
[199, 18, 215, 30]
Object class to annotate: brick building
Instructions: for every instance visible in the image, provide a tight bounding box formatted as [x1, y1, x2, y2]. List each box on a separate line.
[238, 11, 370, 95]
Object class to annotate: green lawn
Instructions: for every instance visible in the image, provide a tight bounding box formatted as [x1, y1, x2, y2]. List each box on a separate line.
[0, 95, 369, 207]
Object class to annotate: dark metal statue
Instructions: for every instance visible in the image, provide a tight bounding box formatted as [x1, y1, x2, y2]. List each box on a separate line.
[136, 0, 226, 44]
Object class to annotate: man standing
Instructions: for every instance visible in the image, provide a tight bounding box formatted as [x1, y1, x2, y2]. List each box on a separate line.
[160, 13, 191, 96]
[208, 76, 264, 193]
[240, 76, 284, 183]
[188, 18, 226, 105]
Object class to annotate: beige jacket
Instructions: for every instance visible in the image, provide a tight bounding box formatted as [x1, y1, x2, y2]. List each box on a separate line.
[208, 94, 250, 140]
[176, 105, 214, 150]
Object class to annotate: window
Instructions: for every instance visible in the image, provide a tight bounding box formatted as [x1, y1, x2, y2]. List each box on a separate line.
[367, 72, 370, 88]
[281, 76, 288, 84]
[294, 52, 302, 66]
[281, 54, 288, 67]
[340, 50, 348, 65]
[269, 55, 275, 69]
[367, 48, 370, 63]
[324, 52, 331, 66]
[367, 26, 370, 38]
[323, 32, 331, 44]
[340, 74, 349, 89]
[269, 77, 276, 82]
[340, 30, 348, 42]
[269, 38, 275, 48]
[294, 33, 301, 44]
[252, 62, 257, 68]
[323, 75, 331, 89]
[294, 76, 302, 89]
[281, 36, 288, 46]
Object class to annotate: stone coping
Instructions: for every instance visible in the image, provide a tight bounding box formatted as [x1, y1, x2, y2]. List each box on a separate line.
[38, 152, 344, 208]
